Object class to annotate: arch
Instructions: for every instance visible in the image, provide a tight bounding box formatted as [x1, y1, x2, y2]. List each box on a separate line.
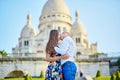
[6, 70, 24, 78]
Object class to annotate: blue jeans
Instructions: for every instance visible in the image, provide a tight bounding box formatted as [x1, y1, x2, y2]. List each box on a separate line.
[62, 61, 77, 80]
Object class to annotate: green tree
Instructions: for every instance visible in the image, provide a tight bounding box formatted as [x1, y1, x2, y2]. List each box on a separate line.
[96, 70, 102, 77]
[0, 50, 7, 57]
[116, 70, 120, 80]
[40, 71, 44, 78]
[117, 58, 120, 68]
[110, 73, 116, 80]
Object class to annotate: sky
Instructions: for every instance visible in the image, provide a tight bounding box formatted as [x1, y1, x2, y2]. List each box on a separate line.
[0, 0, 120, 56]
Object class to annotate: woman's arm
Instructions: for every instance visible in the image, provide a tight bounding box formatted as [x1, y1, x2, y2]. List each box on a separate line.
[46, 53, 69, 62]
[46, 53, 61, 62]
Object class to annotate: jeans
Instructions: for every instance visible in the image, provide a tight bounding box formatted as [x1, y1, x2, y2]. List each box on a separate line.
[62, 61, 77, 80]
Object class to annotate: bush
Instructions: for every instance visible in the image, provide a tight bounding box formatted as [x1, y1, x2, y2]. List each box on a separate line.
[96, 70, 102, 77]
[110, 73, 116, 80]
[24, 74, 33, 80]
[116, 71, 120, 80]
[40, 71, 44, 78]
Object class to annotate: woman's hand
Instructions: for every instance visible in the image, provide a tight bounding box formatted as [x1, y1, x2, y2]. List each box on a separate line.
[61, 54, 69, 60]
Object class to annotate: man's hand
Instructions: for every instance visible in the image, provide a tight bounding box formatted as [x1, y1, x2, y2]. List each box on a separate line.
[61, 54, 69, 60]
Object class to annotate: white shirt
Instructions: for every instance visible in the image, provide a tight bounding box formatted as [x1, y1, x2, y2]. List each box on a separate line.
[54, 36, 77, 65]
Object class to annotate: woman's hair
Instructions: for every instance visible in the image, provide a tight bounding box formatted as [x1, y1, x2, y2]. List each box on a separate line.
[46, 30, 59, 54]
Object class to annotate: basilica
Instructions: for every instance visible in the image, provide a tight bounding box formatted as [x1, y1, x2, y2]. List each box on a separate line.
[0, 0, 115, 78]
[12, 0, 97, 56]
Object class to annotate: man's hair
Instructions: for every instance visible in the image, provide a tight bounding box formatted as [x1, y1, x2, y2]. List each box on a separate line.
[63, 32, 70, 36]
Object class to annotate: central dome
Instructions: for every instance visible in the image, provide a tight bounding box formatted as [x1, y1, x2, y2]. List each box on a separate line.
[41, 0, 70, 16]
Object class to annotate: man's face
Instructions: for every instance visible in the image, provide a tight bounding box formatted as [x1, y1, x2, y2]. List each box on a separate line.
[60, 33, 64, 40]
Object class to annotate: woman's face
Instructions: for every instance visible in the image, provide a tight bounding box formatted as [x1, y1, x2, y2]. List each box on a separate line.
[58, 33, 61, 40]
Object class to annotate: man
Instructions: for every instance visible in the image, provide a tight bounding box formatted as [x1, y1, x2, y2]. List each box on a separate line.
[54, 32, 77, 80]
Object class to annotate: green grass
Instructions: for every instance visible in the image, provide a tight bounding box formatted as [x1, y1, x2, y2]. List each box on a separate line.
[0, 78, 45, 80]
[93, 76, 111, 80]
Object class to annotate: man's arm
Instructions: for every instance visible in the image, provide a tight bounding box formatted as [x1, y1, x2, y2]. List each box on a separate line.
[54, 38, 69, 55]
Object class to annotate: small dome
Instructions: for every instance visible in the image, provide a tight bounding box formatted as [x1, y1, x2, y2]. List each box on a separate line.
[41, 0, 70, 16]
[71, 11, 87, 35]
[21, 13, 36, 38]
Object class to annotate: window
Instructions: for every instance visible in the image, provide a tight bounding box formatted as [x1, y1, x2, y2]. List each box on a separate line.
[63, 27, 66, 32]
[76, 38, 77, 43]
[43, 16, 46, 19]
[19, 42, 22, 47]
[52, 15, 55, 17]
[47, 15, 50, 17]
[78, 38, 80, 43]
[24, 40, 29, 46]
[76, 38, 80, 43]
[58, 26, 61, 32]
[77, 52, 81, 55]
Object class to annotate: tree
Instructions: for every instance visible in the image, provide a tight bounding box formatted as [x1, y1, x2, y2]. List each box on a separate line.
[96, 70, 102, 77]
[40, 71, 44, 78]
[117, 58, 120, 68]
[110, 73, 116, 80]
[116, 70, 120, 80]
[0, 50, 7, 57]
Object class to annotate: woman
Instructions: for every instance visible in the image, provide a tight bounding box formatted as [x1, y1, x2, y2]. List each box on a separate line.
[45, 30, 68, 80]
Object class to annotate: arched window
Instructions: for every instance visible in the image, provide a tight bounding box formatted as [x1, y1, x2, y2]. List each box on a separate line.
[63, 27, 66, 32]
[19, 42, 22, 47]
[58, 26, 61, 32]
[77, 52, 81, 55]
[24, 40, 29, 46]
[78, 38, 80, 43]
[7, 70, 24, 77]
[76, 38, 78, 43]
[76, 38, 80, 43]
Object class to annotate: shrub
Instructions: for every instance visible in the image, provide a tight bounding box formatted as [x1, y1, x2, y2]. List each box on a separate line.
[96, 70, 102, 77]
[24, 74, 33, 80]
[40, 71, 44, 78]
[110, 73, 116, 80]
[116, 71, 120, 80]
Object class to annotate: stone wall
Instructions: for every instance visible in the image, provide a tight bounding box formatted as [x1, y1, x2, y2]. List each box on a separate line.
[0, 57, 48, 78]
[76, 59, 110, 77]
[0, 57, 110, 78]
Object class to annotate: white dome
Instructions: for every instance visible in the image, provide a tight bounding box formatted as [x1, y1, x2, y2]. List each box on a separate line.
[72, 19, 87, 35]
[41, 0, 70, 16]
[21, 14, 36, 38]
[71, 11, 87, 35]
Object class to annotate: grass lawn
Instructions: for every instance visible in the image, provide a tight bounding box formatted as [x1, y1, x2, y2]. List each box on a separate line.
[0, 78, 45, 80]
[93, 76, 111, 80]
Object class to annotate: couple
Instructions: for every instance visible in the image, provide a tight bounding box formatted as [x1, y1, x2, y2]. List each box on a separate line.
[45, 30, 77, 80]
